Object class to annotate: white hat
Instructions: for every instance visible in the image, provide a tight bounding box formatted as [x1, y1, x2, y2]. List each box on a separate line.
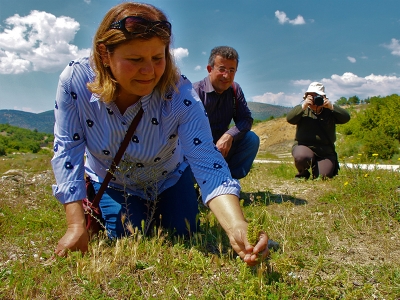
[303, 82, 326, 99]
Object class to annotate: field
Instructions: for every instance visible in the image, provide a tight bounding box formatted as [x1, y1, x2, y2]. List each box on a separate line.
[0, 148, 399, 299]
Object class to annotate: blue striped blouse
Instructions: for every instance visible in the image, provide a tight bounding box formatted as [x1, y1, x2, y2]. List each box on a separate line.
[51, 58, 240, 205]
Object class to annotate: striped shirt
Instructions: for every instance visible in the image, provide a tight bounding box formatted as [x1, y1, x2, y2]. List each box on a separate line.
[51, 57, 240, 205]
[192, 76, 253, 143]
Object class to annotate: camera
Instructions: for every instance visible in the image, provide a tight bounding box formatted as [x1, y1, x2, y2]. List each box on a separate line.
[313, 95, 324, 106]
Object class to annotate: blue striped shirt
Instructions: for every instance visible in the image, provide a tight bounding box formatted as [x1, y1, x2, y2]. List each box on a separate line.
[51, 57, 240, 205]
[192, 76, 253, 143]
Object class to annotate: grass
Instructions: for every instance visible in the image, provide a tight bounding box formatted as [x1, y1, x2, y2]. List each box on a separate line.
[1, 153, 399, 299]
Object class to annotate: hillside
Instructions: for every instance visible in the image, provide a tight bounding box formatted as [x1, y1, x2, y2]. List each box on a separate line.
[0, 103, 291, 134]
[247, 102, 292, 121]
[0, 109, 54, 134]
[252, 117, 296, 158]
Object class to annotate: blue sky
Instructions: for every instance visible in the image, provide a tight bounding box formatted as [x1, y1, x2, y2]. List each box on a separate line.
[0, 0, 399, 113]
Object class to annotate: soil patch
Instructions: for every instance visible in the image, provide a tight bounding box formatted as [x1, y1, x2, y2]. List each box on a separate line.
[252, 118, 295, 158]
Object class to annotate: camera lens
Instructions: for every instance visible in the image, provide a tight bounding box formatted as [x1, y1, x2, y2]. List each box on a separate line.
[313, 95, 324, 106]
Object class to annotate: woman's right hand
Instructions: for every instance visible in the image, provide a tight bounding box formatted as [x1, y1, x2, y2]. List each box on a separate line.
[55, 201, 89, 257]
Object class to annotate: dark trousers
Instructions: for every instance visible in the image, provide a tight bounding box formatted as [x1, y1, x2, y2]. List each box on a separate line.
[292, 145, 336, 178]
[225, 131, 260, 179]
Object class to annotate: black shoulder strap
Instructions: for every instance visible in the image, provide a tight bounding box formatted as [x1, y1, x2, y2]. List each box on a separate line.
[231, 83, 239, 118]
[91, 106, 144, 207]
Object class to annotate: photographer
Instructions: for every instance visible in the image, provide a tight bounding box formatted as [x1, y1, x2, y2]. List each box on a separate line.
[286, 82, 350, 179]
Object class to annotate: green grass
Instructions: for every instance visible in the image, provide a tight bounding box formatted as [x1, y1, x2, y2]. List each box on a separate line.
[1, 153, 399, 299]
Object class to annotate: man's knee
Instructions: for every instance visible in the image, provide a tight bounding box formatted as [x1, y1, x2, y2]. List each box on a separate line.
[246, 131, 260, 151]
[292, 145, 313, 162]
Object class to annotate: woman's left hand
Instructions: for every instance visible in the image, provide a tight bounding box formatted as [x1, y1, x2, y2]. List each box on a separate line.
[227, 220, 270, 266]
[208, 195, 270, 266]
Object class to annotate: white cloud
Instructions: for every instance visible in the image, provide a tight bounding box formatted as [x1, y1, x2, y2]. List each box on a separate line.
[172, 47, 189, 61]
[325, 72, 400, 99]
[13, 106, 39, 113]
[383, 38, 400, 56]
[275, 10, 306, 25]
[252, 91, 301, 107]
[0, 10, 90, 74]
[0, 50, 31, 74]
[252, 72, 400, 107]
[275, 11, 288, 24]
[84, 0, 91, 3]
[290, 15, 306, 25]
[292, 79, 311, 86]
[347, 56, 356, 63]
[194, 65, 202, 71]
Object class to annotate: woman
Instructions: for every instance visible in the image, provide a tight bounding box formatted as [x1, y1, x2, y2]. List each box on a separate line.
[51, 2, 268, 266]
[286, 82, 350, 179]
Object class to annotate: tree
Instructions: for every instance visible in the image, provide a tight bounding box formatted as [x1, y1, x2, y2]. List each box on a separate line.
[336, 97, 348, 106]
[348, 95, 360, 105]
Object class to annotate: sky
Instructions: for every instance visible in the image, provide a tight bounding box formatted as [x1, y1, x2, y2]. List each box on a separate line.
[0, 0, 400, 113]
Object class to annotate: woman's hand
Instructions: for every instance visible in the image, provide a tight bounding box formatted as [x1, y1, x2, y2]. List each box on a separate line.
[55, 224, 89, 257]
[55, 201, 89, 257]
[227, 220, 269, 266]
[208, 195, 270, 266]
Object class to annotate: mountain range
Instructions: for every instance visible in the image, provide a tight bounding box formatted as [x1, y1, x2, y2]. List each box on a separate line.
[0, 102, 292, 134]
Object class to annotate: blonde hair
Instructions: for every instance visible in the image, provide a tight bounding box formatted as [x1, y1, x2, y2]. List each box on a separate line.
[87, 2, 180, 103]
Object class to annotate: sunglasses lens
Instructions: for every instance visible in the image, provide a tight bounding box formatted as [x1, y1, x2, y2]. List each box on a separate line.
[123, 17, 171, 37]
[152, 22, 171, 36]
[124, 17, 148, 32]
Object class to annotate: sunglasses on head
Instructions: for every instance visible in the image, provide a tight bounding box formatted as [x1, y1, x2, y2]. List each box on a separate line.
[109, 16, 172, 37]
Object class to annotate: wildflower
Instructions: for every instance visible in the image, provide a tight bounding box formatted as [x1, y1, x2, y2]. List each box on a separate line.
[364, 173, 369, 178]
[372, 153, 378, 157]
[358, 154, 362, 156]
[344, 181, 349, 186]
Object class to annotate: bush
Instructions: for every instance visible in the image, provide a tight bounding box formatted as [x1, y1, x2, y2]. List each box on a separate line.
[362, 128, 399, 160]
[336, 94, 400, 161]
[0, 143, 6, 156]
[28, 142, 41, 153]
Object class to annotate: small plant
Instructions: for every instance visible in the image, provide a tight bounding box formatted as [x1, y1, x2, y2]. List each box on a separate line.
[247, 219, 263, 246]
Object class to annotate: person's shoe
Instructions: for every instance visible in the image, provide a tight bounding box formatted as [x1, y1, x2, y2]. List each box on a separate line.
[295, 169, 310, 180]
[267, 239, 280, 252]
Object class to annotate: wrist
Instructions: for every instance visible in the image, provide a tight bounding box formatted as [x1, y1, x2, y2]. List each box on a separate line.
[64, 201, 86, 227]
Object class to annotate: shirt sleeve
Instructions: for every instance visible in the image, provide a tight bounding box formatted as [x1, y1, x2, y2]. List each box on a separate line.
[51, 59, 90, 204]
[174, 77, 240, 204]
[286, 105, 304, 124]
[226, 83, 253, 141]
[332, 105, 351, 124]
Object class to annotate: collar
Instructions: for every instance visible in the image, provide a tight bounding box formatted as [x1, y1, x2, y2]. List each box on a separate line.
[204, 76, 217, 94]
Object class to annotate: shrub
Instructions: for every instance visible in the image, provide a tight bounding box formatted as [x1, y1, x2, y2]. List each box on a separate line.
[0, 143, 6, 156]
[362, 128, 399, 159]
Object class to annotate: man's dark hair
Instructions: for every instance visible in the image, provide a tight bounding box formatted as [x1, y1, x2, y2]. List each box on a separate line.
[208, 46, 239, 67]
